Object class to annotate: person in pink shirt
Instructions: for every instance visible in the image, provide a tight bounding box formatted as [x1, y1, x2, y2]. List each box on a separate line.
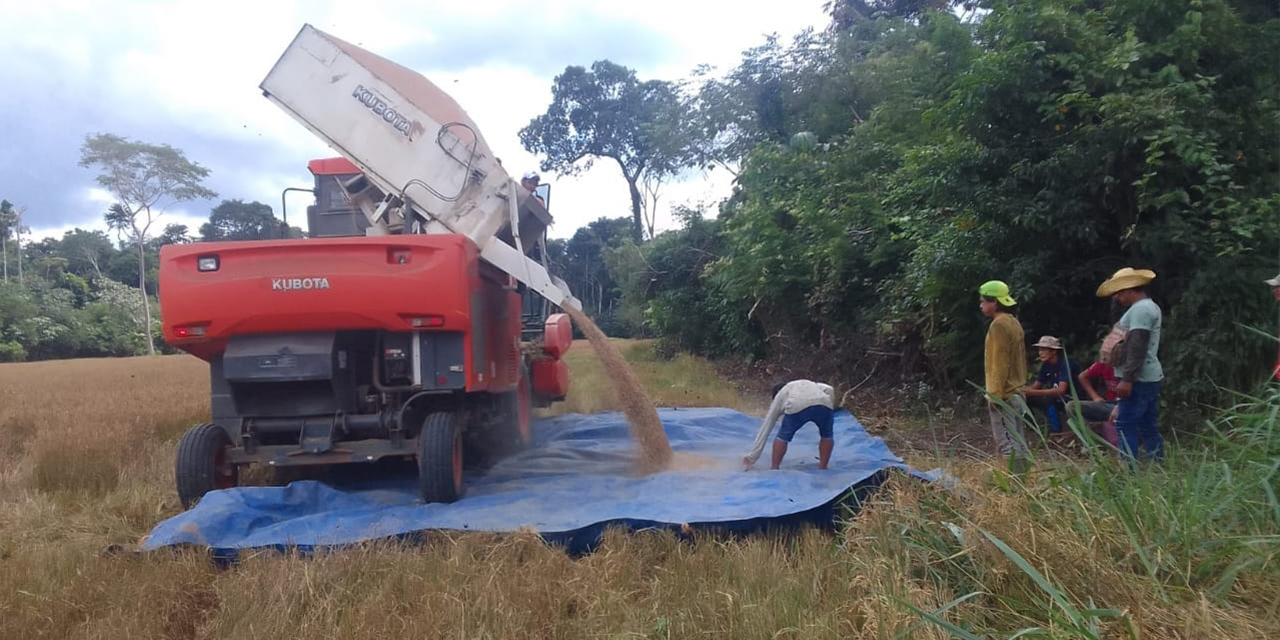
[1067, 359, 1120, 446]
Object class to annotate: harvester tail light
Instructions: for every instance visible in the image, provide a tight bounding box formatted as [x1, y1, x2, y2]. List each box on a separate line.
[173, 325, 208, 338]
[405, 315, 445, 328]
[197, 255, 220, 272]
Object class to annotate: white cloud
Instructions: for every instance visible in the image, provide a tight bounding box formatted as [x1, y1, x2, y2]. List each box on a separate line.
[84, 188, 115, 206]
[5, 0, 831, 241]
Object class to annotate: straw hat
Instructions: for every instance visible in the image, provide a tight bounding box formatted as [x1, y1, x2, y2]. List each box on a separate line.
[1032, 335, 1063, 350]
[1096, 267, 1155, 297]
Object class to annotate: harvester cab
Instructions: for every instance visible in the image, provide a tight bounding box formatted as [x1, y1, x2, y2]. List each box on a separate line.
[161, 25, 578, 508]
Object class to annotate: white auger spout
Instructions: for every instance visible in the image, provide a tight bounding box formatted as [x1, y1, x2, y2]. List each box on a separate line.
[260, 24, 580, 310]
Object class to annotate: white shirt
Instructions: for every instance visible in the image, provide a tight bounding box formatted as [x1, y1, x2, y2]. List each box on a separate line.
[743, 380, 835, 466]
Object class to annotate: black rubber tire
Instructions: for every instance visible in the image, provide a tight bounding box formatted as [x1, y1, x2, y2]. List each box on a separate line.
[176, 423, 238, 509]
[418, 411, 463, 503]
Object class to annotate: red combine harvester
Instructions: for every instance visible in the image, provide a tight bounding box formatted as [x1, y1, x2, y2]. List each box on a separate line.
[161, 26, 580, 507]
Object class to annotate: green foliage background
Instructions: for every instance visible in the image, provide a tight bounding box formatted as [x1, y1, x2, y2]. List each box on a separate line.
[6, 0, 1278, 415]
[0, 198, 288, 362]
[600, 0, 1279, 408]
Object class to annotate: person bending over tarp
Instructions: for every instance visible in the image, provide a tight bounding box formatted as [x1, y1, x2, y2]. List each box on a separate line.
[742, 380, 836, 470]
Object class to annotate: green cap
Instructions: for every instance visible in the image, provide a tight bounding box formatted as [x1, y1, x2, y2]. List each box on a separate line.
[979, 280, 1016, 307]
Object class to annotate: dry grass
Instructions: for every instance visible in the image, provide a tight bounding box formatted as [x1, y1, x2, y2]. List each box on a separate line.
[543, 339, 763, 416]
[0, 347, 1276, 639]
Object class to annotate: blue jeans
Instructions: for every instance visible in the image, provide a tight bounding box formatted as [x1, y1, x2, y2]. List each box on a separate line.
[776, 405, 834, 442]
[1115, 381, 1163, 461]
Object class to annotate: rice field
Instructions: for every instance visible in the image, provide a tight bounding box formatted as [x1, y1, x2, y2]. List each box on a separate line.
[0, 343, 1275, 638]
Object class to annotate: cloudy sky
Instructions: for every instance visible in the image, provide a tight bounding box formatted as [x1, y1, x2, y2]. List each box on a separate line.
[1, 0, 831, 242]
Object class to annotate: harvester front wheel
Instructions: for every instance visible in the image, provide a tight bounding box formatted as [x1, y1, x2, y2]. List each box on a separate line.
[176, 423, 238, 509]
[418, 411, 463, 503]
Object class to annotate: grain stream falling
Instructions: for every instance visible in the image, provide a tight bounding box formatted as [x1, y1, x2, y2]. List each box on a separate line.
[565, 307, 673, 472]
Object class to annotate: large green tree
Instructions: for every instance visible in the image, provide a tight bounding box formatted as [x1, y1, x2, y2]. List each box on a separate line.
[0, 199, 16, 283]
[200, 199, 280, 242]
[546, 216, 633, 325]
[521, 61, 694, 242]
[0, 199, 27, 285]
[622, 0, 1279, 408]
[888, 0, 1280, 398]
[79, 133, 216, 355]
[55, 228, 115, 278]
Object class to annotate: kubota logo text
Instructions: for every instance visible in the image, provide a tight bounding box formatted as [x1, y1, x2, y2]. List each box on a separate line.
[352, 85, 412, 137]
[272, 278, 331, 291]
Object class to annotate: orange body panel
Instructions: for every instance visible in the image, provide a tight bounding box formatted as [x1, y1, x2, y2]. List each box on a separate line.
[542, 313, 573, 359]
[307, 157, 361, 175]
[531, 359, 570, 400]
[159, 234, 522, 393]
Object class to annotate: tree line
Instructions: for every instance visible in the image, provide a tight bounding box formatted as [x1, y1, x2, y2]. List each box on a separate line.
[0, 135, 301, 362]
[5, 0, 1276, 414]
[525, 0, 1280, 409]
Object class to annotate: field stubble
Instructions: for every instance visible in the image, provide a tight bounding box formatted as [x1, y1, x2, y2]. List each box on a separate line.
[0, 343, 1275, 639]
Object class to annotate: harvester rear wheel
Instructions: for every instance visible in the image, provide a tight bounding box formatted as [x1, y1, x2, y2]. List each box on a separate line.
[176, 423, 238, 509]
[418, 411, 463, 503]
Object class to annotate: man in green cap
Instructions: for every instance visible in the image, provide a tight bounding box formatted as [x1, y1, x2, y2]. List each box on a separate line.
[979, 280, 1030, 470]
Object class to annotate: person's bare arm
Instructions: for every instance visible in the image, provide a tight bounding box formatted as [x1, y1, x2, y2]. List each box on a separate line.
[1078, 369, 1103, 402]
[743, 392, 786, 468]
[1026, 381, 1067, 398]
[1115, 330, 1151, 399]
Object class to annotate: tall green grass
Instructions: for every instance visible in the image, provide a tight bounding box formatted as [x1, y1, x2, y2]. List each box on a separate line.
[1059, 386, 1280, 602]
[903, 384, 1280, 637]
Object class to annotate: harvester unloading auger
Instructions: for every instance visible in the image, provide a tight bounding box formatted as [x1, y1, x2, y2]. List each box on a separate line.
[263, 25, 579, 311]
[160, 25, 584, 507]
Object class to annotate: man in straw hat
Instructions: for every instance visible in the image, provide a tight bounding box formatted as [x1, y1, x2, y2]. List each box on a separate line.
[1096, 267, 1164, 461]
[979, 280, 1030, 471]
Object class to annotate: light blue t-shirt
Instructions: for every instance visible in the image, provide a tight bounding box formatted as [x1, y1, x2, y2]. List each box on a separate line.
[1118, 298, 1163, 382]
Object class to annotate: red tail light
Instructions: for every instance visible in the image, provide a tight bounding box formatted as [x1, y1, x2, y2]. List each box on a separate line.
[402, 315, 444, 328]
[173, 325, 208, 338]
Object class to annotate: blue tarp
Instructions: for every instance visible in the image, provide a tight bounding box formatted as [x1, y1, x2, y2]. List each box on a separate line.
[143, 408, 905, 554]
